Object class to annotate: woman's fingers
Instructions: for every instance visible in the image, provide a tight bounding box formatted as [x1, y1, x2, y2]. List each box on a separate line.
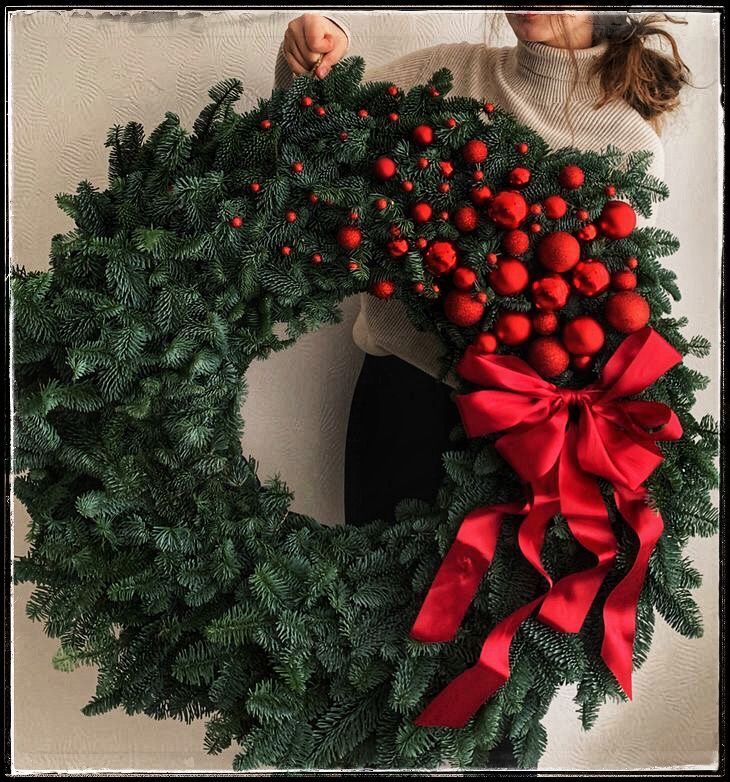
[313, 33, 348, 79]
[284, 28, 319, 74]
[284, 14, 349, 78]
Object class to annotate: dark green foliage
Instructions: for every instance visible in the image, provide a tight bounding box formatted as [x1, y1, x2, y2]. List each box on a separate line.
[11, 57, 717, 770]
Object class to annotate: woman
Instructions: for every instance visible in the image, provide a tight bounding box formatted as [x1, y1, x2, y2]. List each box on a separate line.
[274, 11, 690, 766]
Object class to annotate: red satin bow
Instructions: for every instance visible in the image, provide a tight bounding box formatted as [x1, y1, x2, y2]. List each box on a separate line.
[410, 326, 683, 729]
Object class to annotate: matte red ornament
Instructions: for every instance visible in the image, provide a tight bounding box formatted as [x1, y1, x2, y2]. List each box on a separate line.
[487, 190, 529, 229]
[572, 260, 610, 296]
[488, 259, 529, 296]
[462, 139, 489, 164]
[337, 225, 362, 251]
[542, 195, 568, 219]
[598, 200, 637, 239]
[452, 267, 477, 291]
[424, 240, 458, 275]
[439, 161, 454, 178]
[533, 310, 558, 335]
[494, 312, 532, 345]
[508, 166, 531, 187]
[412, 124, 435, 146]
[537, 231, 581, 272]
[411, 202, 433, 224]
[473, 332, 498, 353]
[562, 316, 605, 354]
[387, 238, 410, 258]
[229, 215, 243, 229]
[444, 290, 486, 327]
[370, 279, 396, 299]
[531, 274, 571, 311]
[527, 337, 570, 378]
[576, 223, 598, 242]
[611, 269, 637, 291]
[374, 197, 388, 211]
[454, 206, 479, 232]
[559, 163, 585, 189]
[373, 156, 397, 180]
[605, 291, 651, 333]
[502, 229, 529, 256]
[470, 185, 493, 206]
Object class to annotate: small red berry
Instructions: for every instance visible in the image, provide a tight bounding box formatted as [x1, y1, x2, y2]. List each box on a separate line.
[452, 267, 477, 291]
[229, 215, 243, 229]
[474, 332, 498, 353]
[389, 225, 401, 238]
[530, 203, 543, 215]
[314, 105, 326, 117]
[357, 108, 369, 118]
[374, 197, 388, 211]
[483, 102, 495, 113]
[509, 166, 531, 186]
[291, 161, 303, 173]
[612, 269, 637, 291]
[259, 119, 272, 130]
[301, 96, 313, 107]
[387, 84, 399, 96]
[281, 245, 292, 256]
[626, 256, 639, 270]
[438, 182, 450, 193]
[339, 131, 348, 141]
[486, 252, 498, 266]
[415, 237, 428, 249]
[413, 281, 425, 294]
[572, 354, 592, 371]
[439, 210, 449, 221]
[529, 223, 542, 233]
[311, 253, 322, 264]
[473, 170, 485, 181]
[475, 291, 488, 304]
[308, 192, 319, 204]
[285, 210, 297, 223]
[428, 86, 440, 97]
[439, 160, 454, 178]
[576, 209, 590, 221]
[347, 260, 359, 271]
[250, 182, 261, 194]
[445, 117, 457, 128]
[432, 283, 441, 295]
[417, 157, 430, 169]
[388, 112, 399, 123]
[516, 142, 529, 154]
[605, 184, 617, 197]
[349, 211, 359, 221]
[402, 180, 414, 192]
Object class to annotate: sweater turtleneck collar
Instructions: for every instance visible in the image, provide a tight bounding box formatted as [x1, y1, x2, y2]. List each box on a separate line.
[507, 38, 609, 103]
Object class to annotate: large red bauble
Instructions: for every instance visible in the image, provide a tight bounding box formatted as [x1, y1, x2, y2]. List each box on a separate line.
[410, 202, 433, 224]
[528, 337, 570, 378]
[531, 274, 571, 310]
[373, 156, 397, 180]
[386, 238, 410, 257]
[337, 225, 362, 251]
[502, 229, 530, 256]
[605, 291, 650, 333]
[494, 312, 532, 345]
[559, 164, 585, 189]
[424, 240, 458, 275]
[411, 124, 435, 146]
[453, 205, 479, 232]
[444, 290, 486, 327]
[542, 195, 568, 219]
[488, 259, 529, 295]
[452, 267, 477, 291]
[536, 231, 581, 272]
[572, 260, 610, 296]
[462, 139, 488, 164]
[370, 279, 396, 299]
[533, 311, 559, 335]
[487, 190, 529, 230]
[597, 200, 637, 239]
[562, 316, 605, 355]
[470, 185, 493, 206]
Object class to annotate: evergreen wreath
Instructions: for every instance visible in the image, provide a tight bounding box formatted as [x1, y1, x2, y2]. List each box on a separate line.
[11, 58, 718, 770]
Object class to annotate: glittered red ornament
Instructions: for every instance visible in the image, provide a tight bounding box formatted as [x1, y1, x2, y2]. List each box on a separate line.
[572, 260, 610, 296]
[488, 259, 529, 295]
[439, 160, 454, 178]
[454, 205, 479, 232]
[576, 223, 598, 242]
[542, 195, 568, 219]
[487, 190, 529, 229]
[444, 290, 486, 327]
[462, 139, 489, 164]
[470, 185, 493, 206]
[528, 337, 570, 378]
[410, 202, 433, 224]
[452, 267, 477, 291]
[494, 312, 532, 345]
[533, 311, 559, 335]
[502, 229, 530, 256]
[531, 274, 571, 311]
[412, 124, 435, 146]
[563, 316, 605, 355]
[337, 225, 362, 251]
[598, 200, 637, 239]
[373, 156, 397, 180]
[229, 215, 243, 229]
[559, 164, 585, 190]
[387, 238, 410, 258]
[605, 291, 650, 333]
[537, 231, 581, 272]
[370, 279, 396, 299]
[611, 269, 637, 291]
[473, 332, 498, 354]
[508, 166, 531, 186]
[424, 240, 458, 275]
[576, 208, 590, 222]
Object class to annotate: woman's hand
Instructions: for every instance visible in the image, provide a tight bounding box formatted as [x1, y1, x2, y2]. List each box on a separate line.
[283, 14, 349, 79]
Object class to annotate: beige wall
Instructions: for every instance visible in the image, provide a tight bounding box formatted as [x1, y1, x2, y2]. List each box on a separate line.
[10, 9, 721, 772]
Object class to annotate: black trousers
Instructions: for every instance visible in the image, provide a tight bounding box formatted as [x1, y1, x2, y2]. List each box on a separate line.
[344, 353, 522, 770]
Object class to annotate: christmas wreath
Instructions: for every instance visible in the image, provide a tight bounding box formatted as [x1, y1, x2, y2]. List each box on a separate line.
[11, 58, 718, 770]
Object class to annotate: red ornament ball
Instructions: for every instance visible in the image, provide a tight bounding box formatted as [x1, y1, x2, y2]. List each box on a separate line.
[259, 119, 272, 130]
[401, 180, 414, 192]
[488, 259, 529, 296]
[412, 281, 425, 294]
[473, 170, 485, 181]
[454, 205, 479, 232]
[291, 161, 304, 173]
[337, 225, 362, 251]
[598, 200, 637, 240]
[373, 156, 397, 180]
[285, 210, 297, 223]
[605, 291, 650, 333]
[473, 332, 498, 354]
[502, 229, 530, 256]
[485, 252, 498, 267]
[611, 269, 637, 291]
[388, 112, 399, 123]
[562, 316, 605, 355]
[415, 236, 428, 249]
[374, 197, 388, 211]
[417, 156, 430, 169]
[411, 202, 433, 224]
[438, 183, 450, 193]
[310, 253, 322, 265]
[424, 239, 458, 275]
[576, 208, 590, 222]
[605, 184, 617, 197]
[487, 190, 529, 229]
[452, 267, 477, 291]
[626, 256, 639, 270]
[370, 279, 396, 299]
[537, 231, 581, 272]
[387, 84, 399, 96]
[250, 182, 261, 194]
[559, 164, 585, 190]
[462, 139, 489, 164]
[387, 238, 410, 258]
[508, 166, 531, 187]
[439, 160, 454, 178]
[470, 185, 493, 206]
[494, 312, 532, 346]
[412, 124, 435, 146]
[572, 260, 610, 296]
[229, 215, 243, 229]
[542, 195, 568, 219]
[531, 274, 571, 311]
[444, 290, 486, 327]
[308, 192, 318, 204]
[528, 337, 570, 378]
[533, 311, 559, 336]
[572, 354, 593, 371]
[576, 223, 598, 242]
[516, 142, 529, 154]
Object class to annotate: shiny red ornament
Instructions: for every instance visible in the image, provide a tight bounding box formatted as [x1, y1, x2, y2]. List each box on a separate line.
[531, 274, 571, 311]
[576, 223, 598, 242]
[598, 200, 637, 239]
[374, 197, 388, 211]
[337, 225, 362, 251]
[444, 290, 486, 327]
[470, 185, 493, 206]
[473, 332, 498, 354]
[454, 205, 479, 232]
[542, 195, 568, 219]
[487, 190, 529, 229]
[508, 166, 531, 187]
[502, 229, 529, 256]
[424, 239, 458, 275]
[527, 337, 570, 378]
[373, 156, 397, 180]
[285, 210, 297, 223]
[259, 119, 272, 130]
[516, 142, 529, 154]
[488, 259, 529, 296]
[563, 316, 605, 355]
[533, 310, 558, 335]
[410, 202, 433, 224]
[387, 238, 409, 258]
[462, 139, 488, 164]
[611, 269, 637, 291]
[229, 215, 243, 229]
[559, 163, 585, 189]
[605, 291, 650, 333]
[572, 260, 610, 296]
[402, 180, 414, 192]
[452, 267, 477, 291]
[310, 253, 322, 264]
[291, 161, 304, 173]
[250, 182, 261, 194]
[494, 312, 532, 345]
[370, 279, 396, 299]
[412, 124, 435, 146]
[537, 231, 581, 272]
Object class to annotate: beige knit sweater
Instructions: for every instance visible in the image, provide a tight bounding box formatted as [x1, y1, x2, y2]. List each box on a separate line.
[273, 28, 665, 384]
